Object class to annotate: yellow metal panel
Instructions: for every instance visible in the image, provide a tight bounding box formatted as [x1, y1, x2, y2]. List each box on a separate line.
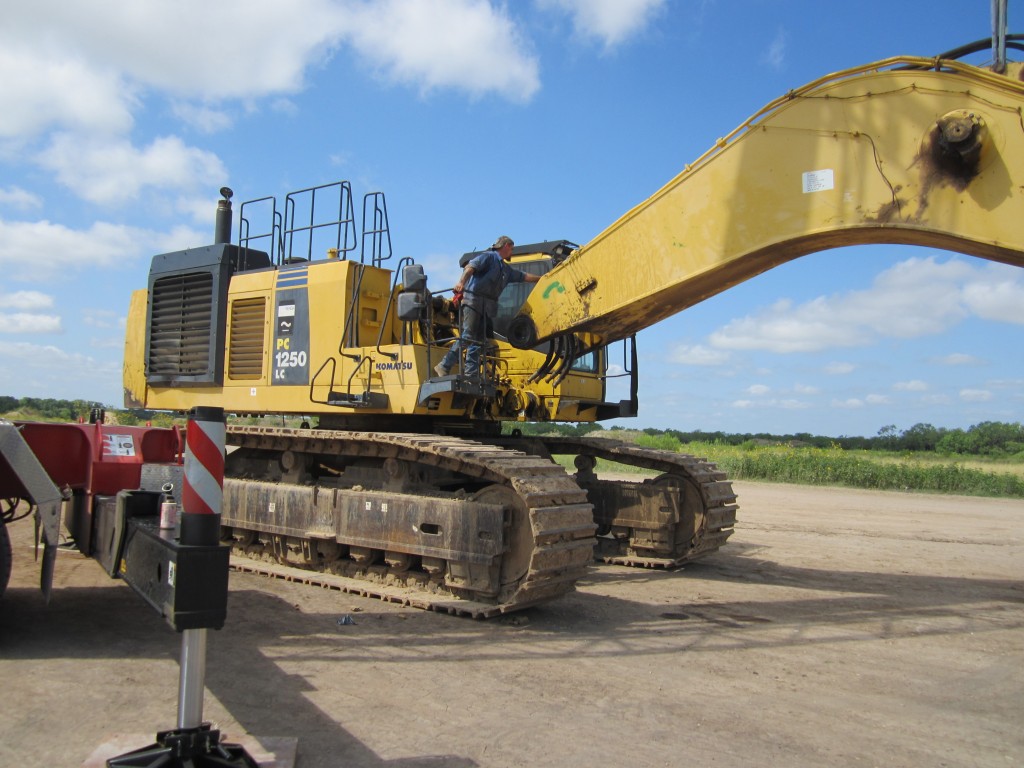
[122, 289, 150, 408]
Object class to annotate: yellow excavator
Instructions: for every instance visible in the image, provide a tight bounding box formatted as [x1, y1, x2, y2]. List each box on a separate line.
[123, 40, 1024, 617]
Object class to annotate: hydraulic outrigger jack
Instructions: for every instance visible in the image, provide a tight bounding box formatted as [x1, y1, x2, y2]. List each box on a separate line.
[106, 408, 259, 768]
[106, 629, 257, 768]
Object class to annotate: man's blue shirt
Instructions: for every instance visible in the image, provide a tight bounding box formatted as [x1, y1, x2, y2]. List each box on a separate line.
[465, 249, 527, 310]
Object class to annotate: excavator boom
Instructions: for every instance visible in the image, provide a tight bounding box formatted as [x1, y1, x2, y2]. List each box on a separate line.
[508, 56, 1024, 361]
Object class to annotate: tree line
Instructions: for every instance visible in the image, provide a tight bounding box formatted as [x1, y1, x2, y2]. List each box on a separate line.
[0, 396, 106, 422]
[4, 395, 1022, 458]
[0, 396, 175, 427]
[511, 420, 1024, 457]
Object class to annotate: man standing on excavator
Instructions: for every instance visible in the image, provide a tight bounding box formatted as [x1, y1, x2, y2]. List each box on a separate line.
[435, 235, 539, 378]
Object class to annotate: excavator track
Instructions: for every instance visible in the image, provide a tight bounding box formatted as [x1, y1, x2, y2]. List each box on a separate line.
[489, 435, 737, 568]
[222, 426, 595, 618]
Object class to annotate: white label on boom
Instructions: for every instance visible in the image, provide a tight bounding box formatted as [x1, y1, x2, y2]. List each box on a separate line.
[802, 169, 834, 193]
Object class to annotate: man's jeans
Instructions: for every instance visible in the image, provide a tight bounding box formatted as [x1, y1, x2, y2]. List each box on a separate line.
[440, 302, 490, 375]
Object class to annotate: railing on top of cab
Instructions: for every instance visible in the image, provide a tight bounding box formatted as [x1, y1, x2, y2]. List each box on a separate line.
[237, 181, 392, 268]
[237, 194, 284, 269]
[362, 192, 392, 267]
[282, 182, 357, 265]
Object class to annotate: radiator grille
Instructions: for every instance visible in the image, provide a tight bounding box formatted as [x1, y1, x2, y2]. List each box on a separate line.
[148, 272, 214, 376]
[228, 297, 266, 379]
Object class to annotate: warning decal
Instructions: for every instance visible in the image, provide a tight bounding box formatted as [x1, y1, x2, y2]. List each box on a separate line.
[103, 433, 136, 457]
[802, 169, 834, 193]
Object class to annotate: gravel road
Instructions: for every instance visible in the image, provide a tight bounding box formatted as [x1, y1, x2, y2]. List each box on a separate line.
[1, 481, 1022, 767]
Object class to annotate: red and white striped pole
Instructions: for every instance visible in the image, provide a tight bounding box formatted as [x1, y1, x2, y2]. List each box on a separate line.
[180, 406, 225, 545]
[177, 406, 225, 732]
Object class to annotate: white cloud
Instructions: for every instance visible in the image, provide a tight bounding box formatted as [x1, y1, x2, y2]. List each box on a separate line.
[2, 0, 543, 154]
[935, 353, 982, 366]
[341, 0, 540, 101]
[669, 343, 730, 366]
[861, 257, 973, 336]
[0, 340, 77, 362]
[824, 362, 855, 375]
[832, 398, 864, 409]
[0, 0, 561, 238]
[2, 2, 342, 105]
[960, 262, 1024, 324]
[0, 43, 135, 139]
[0, 186, 43, 211]
[959, 389, 993, 402]
[89, 335, 126, 350]
[539, 0, 666, 49]
[763, 27, 786, 69]
[37, 134, 227, 205]
[778, 399, 810, 410]
[987, 378, 1024, 389]
[731, 396, 810, 411]
[865, 394, 891, 405]
[0, 339, 121, 402]
[0, 219, 206, 280]
[747, 384, 770, 395]
[418, 251, 466, 289]
[271, 98, 300, 117]
[1, 291, 54, 310]
[170, 102, 235, 134]
[175, 194, 234, 229]
[894, 379, 928, 391]
[710, 296, 871, 352]
[708, 256, 1023, 354]
[0, 313, 62, 334]
[82, 309, 120, 329]
[793, 383, 819, 395]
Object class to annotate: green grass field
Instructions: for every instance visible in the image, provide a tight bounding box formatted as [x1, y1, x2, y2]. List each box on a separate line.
[551, 431, 1024, 499]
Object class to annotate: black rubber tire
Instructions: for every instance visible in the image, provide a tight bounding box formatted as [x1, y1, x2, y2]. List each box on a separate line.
[0, 518, 11, 600]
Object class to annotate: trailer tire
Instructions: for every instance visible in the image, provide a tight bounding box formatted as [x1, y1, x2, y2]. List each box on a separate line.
[0, 517, 11, 600]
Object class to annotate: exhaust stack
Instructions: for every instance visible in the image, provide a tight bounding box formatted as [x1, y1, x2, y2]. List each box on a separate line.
[214, 186, 233, 245]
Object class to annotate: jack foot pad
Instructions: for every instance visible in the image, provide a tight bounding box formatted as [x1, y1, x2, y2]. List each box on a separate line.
[106, 724, 258, 767]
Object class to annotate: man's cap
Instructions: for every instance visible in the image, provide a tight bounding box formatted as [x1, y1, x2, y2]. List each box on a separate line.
[491, 235, 514, 249]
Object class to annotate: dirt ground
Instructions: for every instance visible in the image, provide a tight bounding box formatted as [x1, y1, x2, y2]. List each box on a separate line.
[1, 480, 1022, 768]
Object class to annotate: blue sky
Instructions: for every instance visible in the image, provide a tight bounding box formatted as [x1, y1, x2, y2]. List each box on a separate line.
[1, 0, 1021, 437]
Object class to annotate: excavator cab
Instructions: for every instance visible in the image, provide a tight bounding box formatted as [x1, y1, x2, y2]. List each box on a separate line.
[410, 240, 638, 423]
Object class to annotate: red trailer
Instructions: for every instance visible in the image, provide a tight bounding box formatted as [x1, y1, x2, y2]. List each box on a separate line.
[0, 416, 183, 600]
